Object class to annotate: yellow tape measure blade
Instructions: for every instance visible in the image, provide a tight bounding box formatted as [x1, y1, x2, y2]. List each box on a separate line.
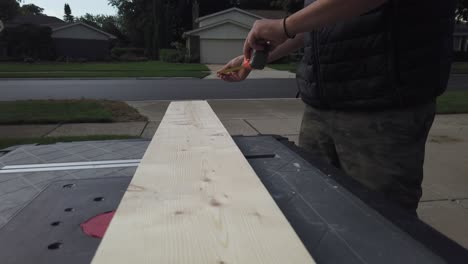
[217, 66, 243, 75]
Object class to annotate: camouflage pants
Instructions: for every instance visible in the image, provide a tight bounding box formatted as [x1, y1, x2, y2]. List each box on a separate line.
[299, 102, 436, 212]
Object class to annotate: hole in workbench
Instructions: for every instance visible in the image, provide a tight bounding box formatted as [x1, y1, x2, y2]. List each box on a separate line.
[93, 197, 104, 202]
[244, 154, 276, 160]
[48, 242, 62, 250]
[63, 184, 75, 189]
[50, 221, 62, 227]
[64, 208, 74, 212]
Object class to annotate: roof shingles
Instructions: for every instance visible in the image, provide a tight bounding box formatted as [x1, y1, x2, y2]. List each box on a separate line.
[7, 15, 66, 27]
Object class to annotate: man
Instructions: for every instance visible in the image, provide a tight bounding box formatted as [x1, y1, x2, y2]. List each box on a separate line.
[218, 0, 456, 213]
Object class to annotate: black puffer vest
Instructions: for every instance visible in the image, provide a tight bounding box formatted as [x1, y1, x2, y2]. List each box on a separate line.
[297, 0, 456, 110]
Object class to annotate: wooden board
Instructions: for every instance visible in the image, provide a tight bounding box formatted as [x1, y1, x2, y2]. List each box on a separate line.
[91, 101, 315, 264]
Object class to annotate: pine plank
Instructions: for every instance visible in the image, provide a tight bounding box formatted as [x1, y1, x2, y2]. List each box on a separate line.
[91, 101, 315, 264]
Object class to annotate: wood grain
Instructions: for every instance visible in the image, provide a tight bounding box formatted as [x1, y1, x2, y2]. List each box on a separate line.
[91, 101, 315, 264]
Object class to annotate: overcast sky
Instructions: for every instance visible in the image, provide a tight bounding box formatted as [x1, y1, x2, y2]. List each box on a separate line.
[22, 0, 117, 18]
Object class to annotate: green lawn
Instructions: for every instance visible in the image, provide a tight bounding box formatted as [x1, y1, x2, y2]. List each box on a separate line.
[437, 91, 468, 114]
[0, 100, 146, 125]
[0, 61, 210, 78]
[0, 135, 139, 150]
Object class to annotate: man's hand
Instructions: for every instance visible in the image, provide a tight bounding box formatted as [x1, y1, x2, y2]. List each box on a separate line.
[217, 55, 251, 82]
[244, 19, 288, 60]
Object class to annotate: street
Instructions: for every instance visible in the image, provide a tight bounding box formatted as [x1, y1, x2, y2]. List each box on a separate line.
[0, 79, 298, 101]
[0, 74, 466, 101]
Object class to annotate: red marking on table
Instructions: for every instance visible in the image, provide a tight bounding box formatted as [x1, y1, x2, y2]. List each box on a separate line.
[80, 211, 115, 239]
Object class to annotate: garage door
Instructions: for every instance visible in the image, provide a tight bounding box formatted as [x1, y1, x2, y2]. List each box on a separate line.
[200, 39, 244, 64]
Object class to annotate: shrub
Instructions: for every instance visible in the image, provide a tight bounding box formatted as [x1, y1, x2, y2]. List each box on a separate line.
[159, 42, 188, 63]
[23, 57, 35, 63]
[160, 49, 178, 62]
[187, 54, 200, 63]
[118, 53, 148, 62]
[77, 58, 88, 63]
[111, 48, 145, 59]
[111, 48, 148, 61]
[66, 57, 76, 63]
[4, 25, 54, 60]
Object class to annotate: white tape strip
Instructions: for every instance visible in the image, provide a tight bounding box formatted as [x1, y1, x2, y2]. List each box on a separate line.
[2, 159, 142, 170]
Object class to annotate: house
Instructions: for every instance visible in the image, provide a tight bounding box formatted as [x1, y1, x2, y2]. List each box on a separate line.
[183, 8, 287, 64]
[454, 23, 468, 53]
[0, 20, 5, 59]
[1, 15, 116, 61]
[185, 8, 468, 64]
[51, 22, 117, 60]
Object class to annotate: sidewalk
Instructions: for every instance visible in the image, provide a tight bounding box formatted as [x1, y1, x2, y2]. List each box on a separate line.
[1, 98, 467, 248]
[128, 99, 304, 142]
[0, 122, 148, 139]
[0, 99, 302, 142]
[203, 64, 296, 79]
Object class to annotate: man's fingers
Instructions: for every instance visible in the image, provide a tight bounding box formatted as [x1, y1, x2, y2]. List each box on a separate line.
[217, 58, 239, 75]
[243, 36, 252, 60]
[219, 71, 235, 80]
[218, 61, 233, 72]
[220, 72, 245, 82]
[220, 71, 238, 77]
[218, 55, 250, 81]
[250, 40, 265, 51]
[221, 75, 238, 82]
[250, 35, 267, 51]
[244, 38, 263, 59]
[218, 65, 228, 72]
[244, 29, 270, 59]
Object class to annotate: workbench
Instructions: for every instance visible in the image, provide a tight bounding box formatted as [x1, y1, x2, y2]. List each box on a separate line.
[0, 136, 466, 263]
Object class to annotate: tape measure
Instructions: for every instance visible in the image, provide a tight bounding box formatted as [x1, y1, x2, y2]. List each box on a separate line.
[218, 49, 269, 75]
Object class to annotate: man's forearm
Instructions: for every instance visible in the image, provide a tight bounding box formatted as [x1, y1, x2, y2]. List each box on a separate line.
[286, 0, 387, 36]
[268, 33, 304, 63]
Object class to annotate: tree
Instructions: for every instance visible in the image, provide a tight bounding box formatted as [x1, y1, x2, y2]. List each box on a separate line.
[107, 0, 304, 59]
[3, 24, 54, 59]
[64, 3, 74, 22]
[197, 0, 232, 16]
[78, 14, 114, 29]
[20, 4, 44, 15]
[77, 14, 129, 45]
[0, 0, 20, 21]
[457, 0, 468, 22]
[237, 0, 276, 10]
[270, 0, 303, 13]
[109, 0, 164, 59]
